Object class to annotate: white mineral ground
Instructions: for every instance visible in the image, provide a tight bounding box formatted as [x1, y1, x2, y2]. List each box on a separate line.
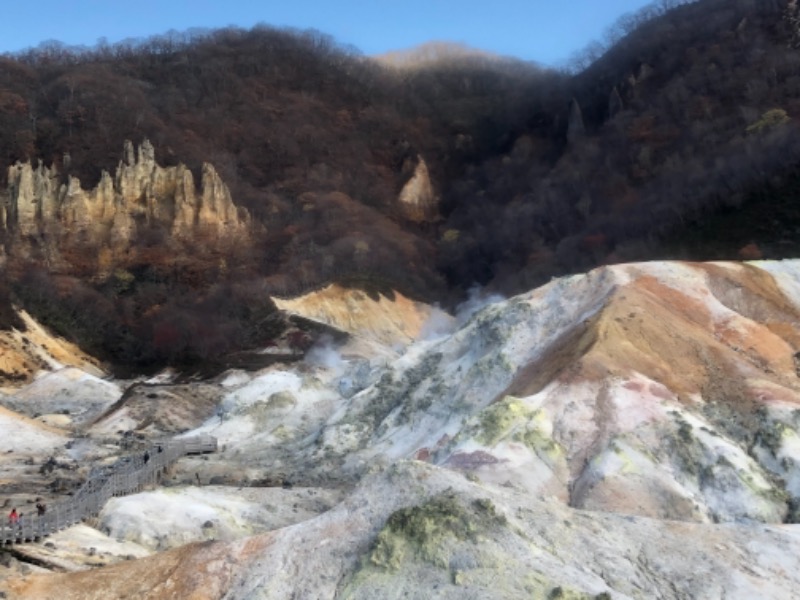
[1, 260, 800, 599]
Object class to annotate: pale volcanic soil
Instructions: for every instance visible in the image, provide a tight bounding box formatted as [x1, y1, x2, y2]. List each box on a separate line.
[0, 310, 103, 391]
[1, 260, 800, 598]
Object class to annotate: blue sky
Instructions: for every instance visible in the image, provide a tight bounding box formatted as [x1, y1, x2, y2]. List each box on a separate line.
[0, 0, 653, 67]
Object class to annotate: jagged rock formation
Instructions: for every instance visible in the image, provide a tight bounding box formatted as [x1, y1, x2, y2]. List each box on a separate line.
[1, 140, 249, 269]
[397, 156, 439, 223]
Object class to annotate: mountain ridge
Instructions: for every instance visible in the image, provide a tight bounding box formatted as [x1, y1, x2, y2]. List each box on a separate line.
[2, 0, 800, 374]
[1, 1, 800, 596]
[0, 0, 795, 302]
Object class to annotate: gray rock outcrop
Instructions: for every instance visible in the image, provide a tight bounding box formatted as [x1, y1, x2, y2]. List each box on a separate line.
[397, 155, 439, 223]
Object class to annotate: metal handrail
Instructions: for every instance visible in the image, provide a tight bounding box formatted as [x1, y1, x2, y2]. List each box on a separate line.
[0, 434, 217, 544]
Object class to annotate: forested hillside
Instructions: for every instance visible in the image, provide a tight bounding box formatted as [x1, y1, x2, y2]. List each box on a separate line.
[0, 0, 798, 370]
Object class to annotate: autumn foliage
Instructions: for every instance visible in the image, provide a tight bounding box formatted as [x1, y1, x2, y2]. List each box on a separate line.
[1, 0, 800, 370]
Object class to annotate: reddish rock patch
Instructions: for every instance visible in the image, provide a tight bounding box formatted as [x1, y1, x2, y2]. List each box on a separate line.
[445, 450, 504, 470]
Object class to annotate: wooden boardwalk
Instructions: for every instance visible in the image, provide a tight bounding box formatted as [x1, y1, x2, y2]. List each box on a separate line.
[0, 434, 217, 545]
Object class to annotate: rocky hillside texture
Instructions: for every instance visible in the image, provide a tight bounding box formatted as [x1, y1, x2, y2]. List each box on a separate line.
[1, 139, 249, 271]
[0, 310, 102, 387]
[1, 5, 800, 595]
[273, 282, 453, 347]
[0, 0, 799, 312]
[1, 0, 800, 374]
[0, 259, 798, 598]
[0, 138, 270, 374]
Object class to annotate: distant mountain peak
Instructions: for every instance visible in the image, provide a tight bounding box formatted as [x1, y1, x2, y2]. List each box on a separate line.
[373, 41, 510, 68]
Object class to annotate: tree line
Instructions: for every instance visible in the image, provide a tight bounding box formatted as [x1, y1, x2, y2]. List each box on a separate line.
[0, 0, 798, 369]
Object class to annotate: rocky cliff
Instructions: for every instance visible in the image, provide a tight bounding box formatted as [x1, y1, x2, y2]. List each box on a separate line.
[0, 140, 249, 271]
[397, 156, 439, 223]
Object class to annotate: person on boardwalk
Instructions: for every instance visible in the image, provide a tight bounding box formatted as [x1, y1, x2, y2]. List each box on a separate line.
[143, 451, 150, 465]
[35, 499, 46, 517]
[8, 508, 18, 527]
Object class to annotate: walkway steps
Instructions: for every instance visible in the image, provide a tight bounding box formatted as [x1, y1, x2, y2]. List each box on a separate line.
[0, 434, 217, 545]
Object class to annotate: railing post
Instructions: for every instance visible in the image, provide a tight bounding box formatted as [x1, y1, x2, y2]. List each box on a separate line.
[2, 435, 216, 546]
